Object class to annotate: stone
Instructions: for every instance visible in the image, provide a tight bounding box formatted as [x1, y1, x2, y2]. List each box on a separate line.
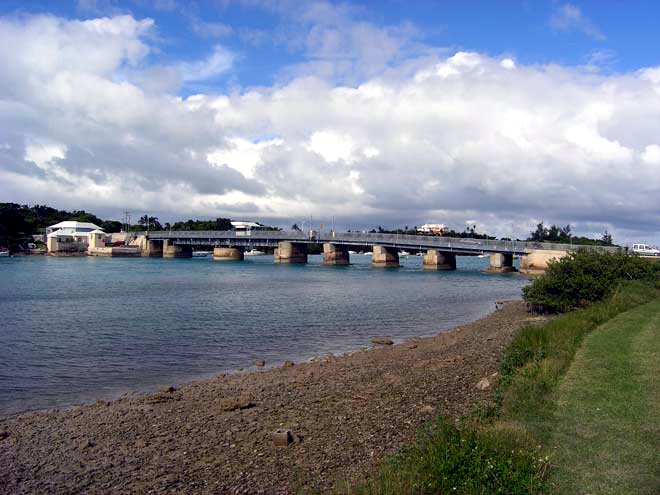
[420, 405, 436, 414]
[135, 439, 146, 449]
[78, 439, 95, 450]
[161, 385, 177, 393]
[272, 429, 293, 447]
[476, 378, 491, 390]
[371, 337, 394, 346]
[0, 430, 9, 440]
[407, 344, 418, 350]
[219, 398, 256, 411]
[255, 360, 266, 367]
[282, 360, 295, 368]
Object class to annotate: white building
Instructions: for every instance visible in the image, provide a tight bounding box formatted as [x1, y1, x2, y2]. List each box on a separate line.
[46, 221, 106, 253]
[417, 223, 448, 235]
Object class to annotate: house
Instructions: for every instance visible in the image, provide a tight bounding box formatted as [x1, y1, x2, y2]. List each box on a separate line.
[417, 223, 448, 235]
[46, 221, 105, 254]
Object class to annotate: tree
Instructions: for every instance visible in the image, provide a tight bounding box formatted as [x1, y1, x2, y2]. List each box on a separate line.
[602, 230, 613, 245]
[291, 223, 301, 231]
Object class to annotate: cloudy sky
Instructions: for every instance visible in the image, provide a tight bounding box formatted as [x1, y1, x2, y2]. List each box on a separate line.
[1, 1, 660, 244]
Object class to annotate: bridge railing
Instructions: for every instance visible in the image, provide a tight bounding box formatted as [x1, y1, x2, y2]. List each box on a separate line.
[134, 230, 624, 254]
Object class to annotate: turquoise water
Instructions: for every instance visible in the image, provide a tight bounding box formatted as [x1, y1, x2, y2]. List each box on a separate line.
[0, 254, 527, 416]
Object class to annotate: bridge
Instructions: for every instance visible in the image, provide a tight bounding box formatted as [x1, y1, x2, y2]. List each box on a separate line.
[134, 230, 622, 274]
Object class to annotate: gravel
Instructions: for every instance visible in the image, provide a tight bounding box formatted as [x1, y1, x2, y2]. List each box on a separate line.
[0, 301, 535, 494]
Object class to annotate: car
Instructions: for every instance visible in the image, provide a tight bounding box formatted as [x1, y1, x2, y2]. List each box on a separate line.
[631, 243, 660, 256]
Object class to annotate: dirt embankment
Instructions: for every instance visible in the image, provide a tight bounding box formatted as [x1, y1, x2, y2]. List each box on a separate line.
[0, 301, 536, 494]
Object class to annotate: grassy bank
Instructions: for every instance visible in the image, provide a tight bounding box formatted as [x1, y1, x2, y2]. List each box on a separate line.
[546, 299, 660, 494]
[342, 278, 659, 494]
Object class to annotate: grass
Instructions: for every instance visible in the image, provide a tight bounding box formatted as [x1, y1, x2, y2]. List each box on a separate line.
[544, 299, 660, 494]
[340, 281, 659, 495]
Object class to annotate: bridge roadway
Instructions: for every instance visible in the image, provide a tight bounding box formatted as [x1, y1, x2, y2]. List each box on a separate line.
[140, 230, 619, 256]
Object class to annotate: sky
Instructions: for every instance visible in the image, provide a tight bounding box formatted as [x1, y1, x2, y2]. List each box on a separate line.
[1, 1, 660, 244]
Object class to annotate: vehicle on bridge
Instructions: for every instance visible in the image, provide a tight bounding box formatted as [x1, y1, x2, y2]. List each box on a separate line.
[632, 244, 660, 256]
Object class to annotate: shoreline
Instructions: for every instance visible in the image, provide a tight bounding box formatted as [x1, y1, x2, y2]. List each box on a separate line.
[0, 299, 539, 494]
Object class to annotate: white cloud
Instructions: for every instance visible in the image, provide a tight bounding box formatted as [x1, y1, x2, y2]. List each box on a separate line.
[179, 45, 235, 81]
[550, 3, 606, 41]
[4, 12, 660, 244]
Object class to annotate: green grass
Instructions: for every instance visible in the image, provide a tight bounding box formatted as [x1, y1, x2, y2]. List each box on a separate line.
[341, 282, 659, 495]
[544, 299, 660, 494]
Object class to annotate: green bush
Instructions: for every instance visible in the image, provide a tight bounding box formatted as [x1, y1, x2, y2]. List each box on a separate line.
[522, 251, 658, 312]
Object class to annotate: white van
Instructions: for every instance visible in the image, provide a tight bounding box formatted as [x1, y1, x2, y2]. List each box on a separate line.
[632, 243, 660, 256]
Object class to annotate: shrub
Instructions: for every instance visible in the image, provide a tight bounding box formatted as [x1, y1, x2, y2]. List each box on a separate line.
[522, 251, 658, 312]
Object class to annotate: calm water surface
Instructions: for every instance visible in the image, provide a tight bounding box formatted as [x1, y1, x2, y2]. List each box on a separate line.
[0, 254, 527, 416]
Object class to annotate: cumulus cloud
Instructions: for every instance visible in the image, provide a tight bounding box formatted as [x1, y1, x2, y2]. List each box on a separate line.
[2, 11, 660, 243]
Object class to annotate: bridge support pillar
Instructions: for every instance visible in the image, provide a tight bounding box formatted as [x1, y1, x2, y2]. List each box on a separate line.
[163, 240, 192, 259]
[322, 243, 350, 266]
[486, 253, 517, 273]
[138, 237, 163, 257]
[519, 250, 568, 276]
[371, 245, 399, 268]
[213, 246, 244, 261]
[423, 250, 456, 270]
[274, 242, 308, 264]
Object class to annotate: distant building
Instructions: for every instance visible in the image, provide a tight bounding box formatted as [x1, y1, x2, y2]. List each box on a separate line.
[417, 223, 448, 235]
[231, 221, 262, 236]
[46, 221, 105, 253]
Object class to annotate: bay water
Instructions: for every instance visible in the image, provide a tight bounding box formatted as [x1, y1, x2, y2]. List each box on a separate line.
[0, 254, 527, 416]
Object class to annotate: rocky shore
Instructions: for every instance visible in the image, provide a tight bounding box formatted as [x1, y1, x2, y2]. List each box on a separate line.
[0, 301, 537, 494]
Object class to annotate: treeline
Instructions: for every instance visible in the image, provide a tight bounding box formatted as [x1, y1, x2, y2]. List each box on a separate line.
[0, 202, 279, 250]
[0, 203, 123, 249]
[528, 222, 614, 246]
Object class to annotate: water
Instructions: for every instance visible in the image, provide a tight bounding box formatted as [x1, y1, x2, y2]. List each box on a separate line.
[0, 254, 527, 416]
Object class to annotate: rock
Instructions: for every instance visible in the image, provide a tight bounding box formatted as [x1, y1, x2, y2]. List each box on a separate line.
[78, 438, 95, 450]
[0, 430, 9, 440]
[161, 385, 177, 393]
[371, 337, 394, 346]
[476, 378, 490, 390]
[282, 361, 295, 368]
[420, 405, 435, 414]
[272, 429, 293, 447]
[135, 439, 146, 449]
[219, 398, 256, 412]
[255, 360, 266, 367]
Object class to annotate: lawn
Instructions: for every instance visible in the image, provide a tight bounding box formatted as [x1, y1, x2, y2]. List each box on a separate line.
[545, 300, 660, 494]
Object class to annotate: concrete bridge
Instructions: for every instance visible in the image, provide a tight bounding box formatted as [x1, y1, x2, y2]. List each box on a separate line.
[134, 230, 622, 274]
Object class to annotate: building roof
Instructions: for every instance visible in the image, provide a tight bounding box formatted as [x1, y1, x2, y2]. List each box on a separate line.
[47, 230, 72, 238]
[231, 221, 261, 229]
[89, 229, 105, 234]
[47, 221, 103, 230]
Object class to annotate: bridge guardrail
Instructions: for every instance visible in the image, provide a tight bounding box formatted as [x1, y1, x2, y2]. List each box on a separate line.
[133, 230, 624, 255]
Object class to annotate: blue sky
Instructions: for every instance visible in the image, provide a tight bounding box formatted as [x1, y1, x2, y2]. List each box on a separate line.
[1, 1, 660, 244]
[3, 1, 658, 90]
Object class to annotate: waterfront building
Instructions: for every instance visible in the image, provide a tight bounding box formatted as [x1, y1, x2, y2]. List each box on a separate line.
[45, 221, 105, 253]
[417, 223, 448, 235]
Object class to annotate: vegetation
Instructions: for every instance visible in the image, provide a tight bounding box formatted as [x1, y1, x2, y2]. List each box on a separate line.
[545, 300, 660, 494]
[522, 250, 658, 313]
[527, 221, 614, 246]
[0, 202, 119, 249]
[346, 252, 660, 494]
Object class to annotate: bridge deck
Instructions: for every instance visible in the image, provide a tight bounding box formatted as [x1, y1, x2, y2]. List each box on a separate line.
[140, 231, 622, 256]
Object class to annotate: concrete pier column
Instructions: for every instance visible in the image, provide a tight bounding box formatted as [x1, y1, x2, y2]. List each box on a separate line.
[162, 240, 192, 259]
[322, 243, 350, 266]
[422, 250, 456, 270]
[213, 246, 245, 261]
[519, 250, 567, 276]
[141, 239, 163, 257]
[371, 245, 399, 268]
[274, 242, 308, 264]
[486, 253, 517, 273]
